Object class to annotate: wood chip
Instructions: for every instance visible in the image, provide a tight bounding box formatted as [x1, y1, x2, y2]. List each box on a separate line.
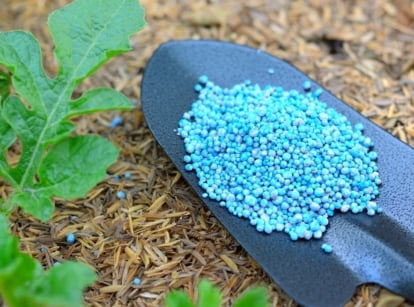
[220, 254, 239, 273]
[100, 285, 124, 293]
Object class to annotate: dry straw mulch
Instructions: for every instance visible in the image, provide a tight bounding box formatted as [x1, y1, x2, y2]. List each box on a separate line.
[1, 0, 414, 306]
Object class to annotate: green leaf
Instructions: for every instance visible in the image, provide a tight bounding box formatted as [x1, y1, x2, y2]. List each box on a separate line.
[2, 96, 75, 184]
[197, 280, 221, 307]
[233, 286, 269, 307]
[0, 214, 19, 267]
[0, 0, 145, 220]
[0, 115, 15, 179]
[0, 214, 96, 307]
[165, 290, 195, 307]
[0, 31, 51, 114]
[2, 96, 44, 144]
[0, 254, 44, 307]
[2, 96, 48, 183]
[38, 135, 119, 199]
[30, 261, 97, 307]
[0, 115, 15, 153]
[44, 121, 77, 145]
[0, 70, 11, 102]
[10, 190, 54, 222]
[68, 87, 134, 117]
[49, 0, 146, 85]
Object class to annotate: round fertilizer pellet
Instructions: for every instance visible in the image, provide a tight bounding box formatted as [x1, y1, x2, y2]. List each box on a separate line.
[133, 278, 141, 285]
[177, 76, 381, 242]
[110, 115, 123, 128]
[66, 233, 76, 244]
[199, 75, 209, 84]
[302, 80, 312, 91]
[117, 191, 126, 199]
[313, 88, 323, 98]
[321, 243, 333, 253]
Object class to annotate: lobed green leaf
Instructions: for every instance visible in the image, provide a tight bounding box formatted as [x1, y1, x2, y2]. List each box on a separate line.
[0, 0, 144, 220]
[0, 117, 15, 179]
[29, 262, 97, 307]
[0, 214, 96, 307]
[0, 70, 10, 102]
[68, 87, 134, 117]
[9, 190, 54, 222]
[163, 280, 269, 307]
[197, 280, 222, 307]
[0, 31, 51, 114]
[49, 0, 146, 85]
[2, 96, 48, 183]
[233, 286, 269, 307]
[165, 290, 195, 307]
[38, 135, 119, 199]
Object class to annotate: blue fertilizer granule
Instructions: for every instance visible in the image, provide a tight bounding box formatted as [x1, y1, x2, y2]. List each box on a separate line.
[66, 233, 76, 244]
[321, 243, 333, 253]
[177, 76, 381, 241]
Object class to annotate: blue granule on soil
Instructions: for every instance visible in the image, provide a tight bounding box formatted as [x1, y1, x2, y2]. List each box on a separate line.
[66, 233, 76, 244]
[177, 76, 381, 241]
[110, 115, 123, 128]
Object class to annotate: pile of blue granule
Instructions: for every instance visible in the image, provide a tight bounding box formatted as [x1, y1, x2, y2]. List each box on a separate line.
[177, 76, 381, 243]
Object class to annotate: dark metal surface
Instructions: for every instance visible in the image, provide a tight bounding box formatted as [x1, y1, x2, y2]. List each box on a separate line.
[141, 40, 414, 307]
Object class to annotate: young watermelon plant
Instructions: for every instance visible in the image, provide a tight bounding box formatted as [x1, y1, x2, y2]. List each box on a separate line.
[165, 280, 269, 307]
[0, 0, 145, 306]
[0, 214, 97, 307]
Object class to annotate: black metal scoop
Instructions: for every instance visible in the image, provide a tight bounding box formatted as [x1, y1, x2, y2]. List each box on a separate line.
[141, 40, 414, 307]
